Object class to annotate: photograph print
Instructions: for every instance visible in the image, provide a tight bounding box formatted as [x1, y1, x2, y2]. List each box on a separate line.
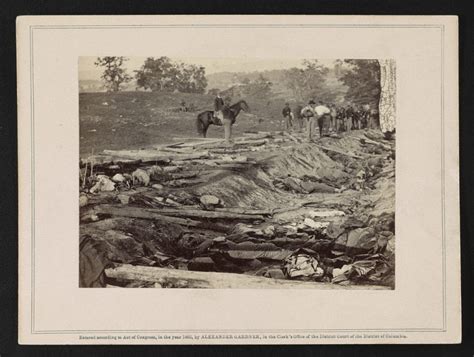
[78, 56, 396, 289]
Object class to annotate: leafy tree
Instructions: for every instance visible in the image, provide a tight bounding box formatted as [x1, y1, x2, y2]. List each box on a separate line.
[339, 59, 381, 107]
[94, 56, 132, 92]
[135, 57, 176, 91]
[135, 57, 207, 93]
[283, 59, 331, 102]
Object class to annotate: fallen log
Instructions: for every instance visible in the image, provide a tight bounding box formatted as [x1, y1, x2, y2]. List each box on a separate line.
[233, 139, 268, 146]
[105, 264, 389, 289]
[214, 207, 273, 216]
[96, 204, 265, 221]
[240, 132, 274, 140]
[102, 149, 209, 162]
[165, 178, 208, 187]
[172, 158, 254, 166]
[172, 138, 224, 148]
[209, 148, 252, 154]
[93, 205, 229, 232]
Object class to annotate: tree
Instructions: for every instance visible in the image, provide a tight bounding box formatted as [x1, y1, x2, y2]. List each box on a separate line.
[283, 59, 330, 101]
[94, 57, 132, 92]
[135, 57, 207, 93]
[243, 74, 273, 98]
[339, 59, 381, 108]
[378, 59, 396, 132]
[338, 59, 396, 131]
[135, 57, 176, 92]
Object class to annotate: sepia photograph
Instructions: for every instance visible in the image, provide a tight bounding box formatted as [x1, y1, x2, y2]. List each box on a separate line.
[78, 56, 396, 289]
[17, 14, 460, 345]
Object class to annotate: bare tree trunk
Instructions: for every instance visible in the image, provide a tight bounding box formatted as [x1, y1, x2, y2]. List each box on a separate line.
[378, 59, 396, 132]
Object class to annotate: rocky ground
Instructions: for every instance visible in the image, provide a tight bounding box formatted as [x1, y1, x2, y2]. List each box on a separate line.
[79, 128, 395, 289]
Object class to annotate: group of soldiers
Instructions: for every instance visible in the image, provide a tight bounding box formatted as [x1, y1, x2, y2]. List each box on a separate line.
[282, 100, 379, 141]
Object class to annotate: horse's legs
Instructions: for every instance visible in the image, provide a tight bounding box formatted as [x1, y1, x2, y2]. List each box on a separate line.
[202, 120, 209, 138]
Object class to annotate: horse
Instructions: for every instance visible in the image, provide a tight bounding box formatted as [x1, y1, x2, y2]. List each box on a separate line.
[196, 100, 250, 138]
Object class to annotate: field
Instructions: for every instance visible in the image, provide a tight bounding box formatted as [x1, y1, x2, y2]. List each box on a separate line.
[79, 91, 290, 157]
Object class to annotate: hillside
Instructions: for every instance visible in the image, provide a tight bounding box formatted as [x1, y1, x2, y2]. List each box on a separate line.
[207, 68, 348, 103]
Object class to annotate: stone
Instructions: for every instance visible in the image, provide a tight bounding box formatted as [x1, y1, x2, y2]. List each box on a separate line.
[152, 183, 164, 190]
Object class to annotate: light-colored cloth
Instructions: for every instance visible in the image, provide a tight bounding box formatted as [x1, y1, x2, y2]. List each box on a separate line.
[300, 105, 315, 117]
[314, 105, 331, 116]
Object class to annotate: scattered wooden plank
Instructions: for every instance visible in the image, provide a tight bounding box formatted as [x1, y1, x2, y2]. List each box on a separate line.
[105, 264, 389, 289]
[283, 131, 301, 143]
[346, 135, 392, 151]
[172, 137, 220, 142]
[93, 205, 229, 232]
[233, 139, 268, 146]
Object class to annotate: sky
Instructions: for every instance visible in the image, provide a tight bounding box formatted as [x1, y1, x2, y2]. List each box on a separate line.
[78, 56, 337, 80]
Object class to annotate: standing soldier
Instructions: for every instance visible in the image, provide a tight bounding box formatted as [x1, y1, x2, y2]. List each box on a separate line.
[214, 93, 225, 125]
[314, 101, 332, 138]
[329, 103, 337, 132]
[282, 103, 293, 131]
[294, 104, 304, 132]
[346, 104, 355, 130]
[301, 100, 316, 142]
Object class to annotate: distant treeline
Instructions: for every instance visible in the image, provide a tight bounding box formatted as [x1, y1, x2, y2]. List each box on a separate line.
[94, 57, 382, 107]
